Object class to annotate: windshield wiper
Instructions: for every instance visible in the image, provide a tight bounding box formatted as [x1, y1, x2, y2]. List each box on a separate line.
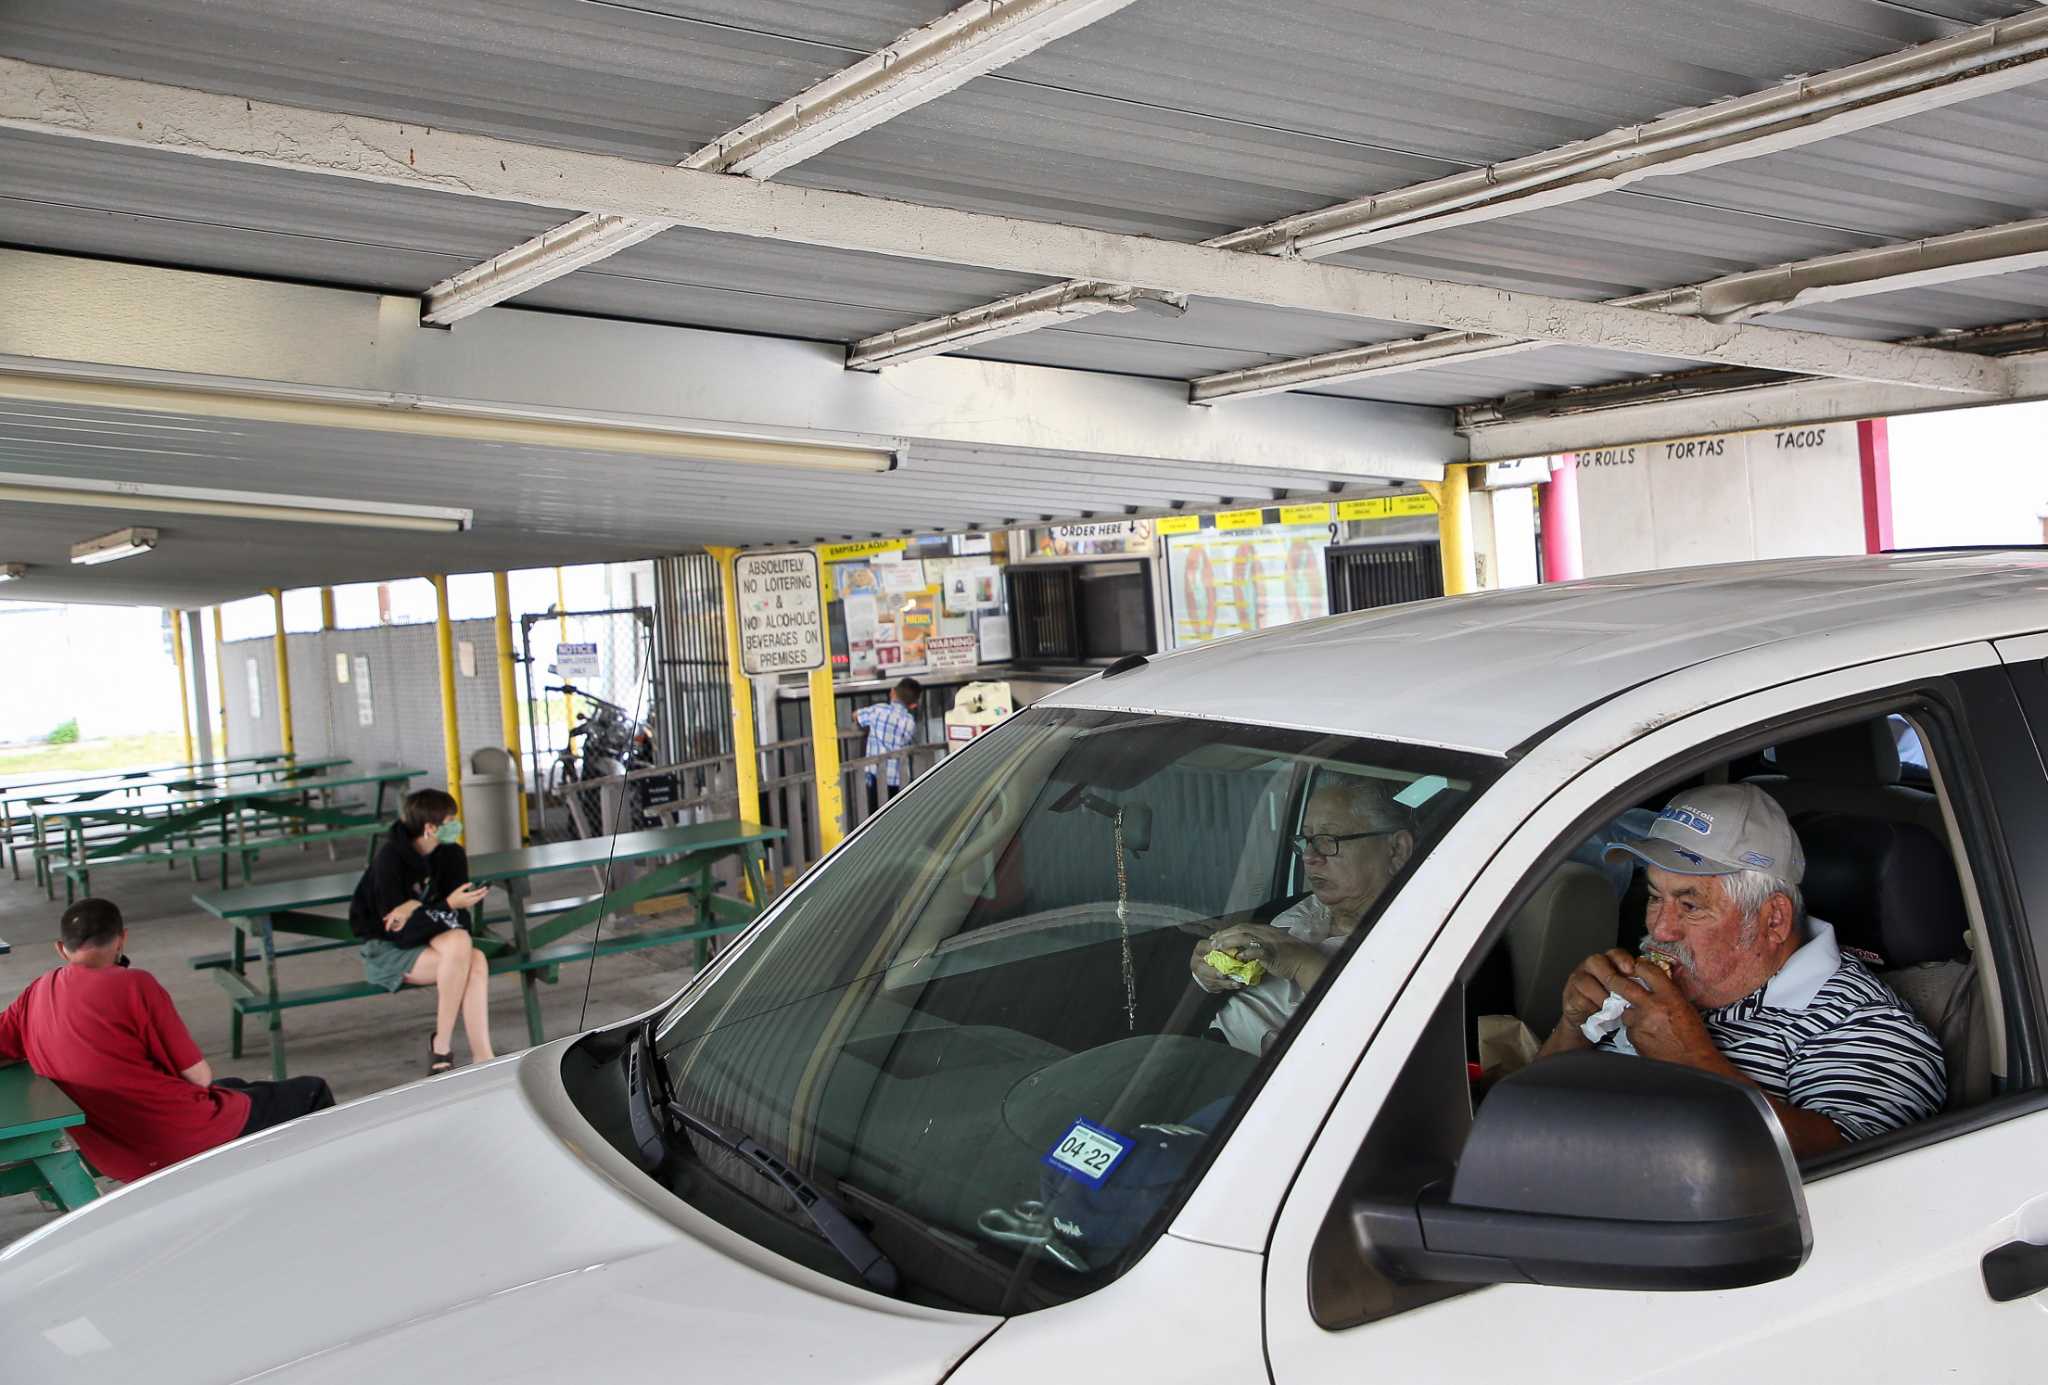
[666, 1100, 902, 1297]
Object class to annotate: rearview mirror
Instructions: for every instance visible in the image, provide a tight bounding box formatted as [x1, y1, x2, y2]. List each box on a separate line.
[1354, 1051, 1809, 1291]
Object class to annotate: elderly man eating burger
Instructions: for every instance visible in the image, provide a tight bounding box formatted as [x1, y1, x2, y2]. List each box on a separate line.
[1537, 783, 1946, 1157]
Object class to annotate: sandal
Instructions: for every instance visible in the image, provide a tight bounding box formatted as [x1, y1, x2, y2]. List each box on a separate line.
[427, 1035, 455, 1075]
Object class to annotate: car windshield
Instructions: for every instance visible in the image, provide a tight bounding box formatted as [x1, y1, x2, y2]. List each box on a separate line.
[651, 705, 1494, 1313]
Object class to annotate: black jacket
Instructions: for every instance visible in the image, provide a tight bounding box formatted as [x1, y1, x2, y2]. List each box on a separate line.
[349, 822, 471, 942]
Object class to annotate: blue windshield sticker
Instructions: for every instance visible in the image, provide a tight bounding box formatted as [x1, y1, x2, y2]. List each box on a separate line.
[1043, 1118, 1131, 1188]
[1395, 775, 1450, 809]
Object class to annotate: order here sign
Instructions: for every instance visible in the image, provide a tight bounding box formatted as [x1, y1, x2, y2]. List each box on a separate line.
[735, 550, 826, 676]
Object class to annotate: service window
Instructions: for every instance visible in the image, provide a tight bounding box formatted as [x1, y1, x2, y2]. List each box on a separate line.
[1308, 692, 2043, 1330]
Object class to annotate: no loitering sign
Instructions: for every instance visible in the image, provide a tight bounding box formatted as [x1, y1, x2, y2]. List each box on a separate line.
[735, 550, 826, 676]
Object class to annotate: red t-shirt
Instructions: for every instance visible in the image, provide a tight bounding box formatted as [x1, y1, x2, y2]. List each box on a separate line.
[0, 964, 250, 1182]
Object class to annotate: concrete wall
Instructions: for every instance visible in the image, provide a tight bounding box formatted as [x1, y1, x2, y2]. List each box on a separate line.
[222, 620, 504, 795]
[1574, 423, 1867, 578]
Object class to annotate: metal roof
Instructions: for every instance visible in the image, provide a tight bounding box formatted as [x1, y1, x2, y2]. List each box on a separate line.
[2, 0, 2047, 601]
[1046, 551, 2048, 755]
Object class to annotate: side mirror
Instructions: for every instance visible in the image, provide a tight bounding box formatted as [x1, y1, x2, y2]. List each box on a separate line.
[1354, 1051, 1810, 1291]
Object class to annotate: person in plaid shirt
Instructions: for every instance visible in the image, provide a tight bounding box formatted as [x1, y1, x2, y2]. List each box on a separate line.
[855, 678, 922, 813]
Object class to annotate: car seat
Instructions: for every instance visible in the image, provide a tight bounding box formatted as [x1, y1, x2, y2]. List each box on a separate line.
[1503, 862, 1619, 1038]
[1747, 720, 1944, 835]
[1797, 811, 1991, 1109]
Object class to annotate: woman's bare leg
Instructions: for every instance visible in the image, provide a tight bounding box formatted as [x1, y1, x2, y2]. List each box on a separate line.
[403, 929, 474, 1055]
[460, 948, 495, 1061]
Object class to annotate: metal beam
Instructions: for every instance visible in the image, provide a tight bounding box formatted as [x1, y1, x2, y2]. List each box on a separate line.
[1193, 216, 2048, 403]
[421, 0, 1138, 325]
[1457, 332, 2048, 462]
[0, 64, 2010, 396]
[848, 8, 2048, 367]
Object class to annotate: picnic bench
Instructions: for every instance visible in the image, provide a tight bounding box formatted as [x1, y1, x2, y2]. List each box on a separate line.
[37, 766, 415, 902]
[0, 1063, 99, 1214]
[2, 753, 304, 880]
[191, 820, 784, 1078]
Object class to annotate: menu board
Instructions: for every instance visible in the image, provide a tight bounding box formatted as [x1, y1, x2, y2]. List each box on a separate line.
[1163, 521, 1331, 648]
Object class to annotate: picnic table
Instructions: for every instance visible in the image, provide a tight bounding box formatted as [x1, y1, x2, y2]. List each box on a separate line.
[5, 755, 341, 881]
[191, 820, 785, 1078]
[0, 1063, 99, 1213]
[35, 765, 416, 901]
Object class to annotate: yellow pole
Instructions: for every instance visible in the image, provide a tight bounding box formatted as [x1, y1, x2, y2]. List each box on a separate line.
[212, 607, 229, 754]
[431, 574, 463, 811]
[318, 587, 337, 630]
[555, 566, 568, 616]
[807, 555, 845, 854]
[492, 571, 528, 841]
[170, 609, 195, 766]
[1436, 464, 1475, 596]
[711, 548, 760, 828]
[269, 588, 295, 757]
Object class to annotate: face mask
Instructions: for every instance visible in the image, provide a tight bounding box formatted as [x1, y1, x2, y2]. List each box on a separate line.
[435, 817, 464, 845]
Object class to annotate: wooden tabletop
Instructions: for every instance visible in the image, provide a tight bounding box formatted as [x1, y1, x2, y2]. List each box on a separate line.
[0, 1063, 85, 1139]
[191, 820, 786, 919]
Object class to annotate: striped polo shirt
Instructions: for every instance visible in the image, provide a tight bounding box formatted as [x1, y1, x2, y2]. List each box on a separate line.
[1604, 919, 1946, 1141]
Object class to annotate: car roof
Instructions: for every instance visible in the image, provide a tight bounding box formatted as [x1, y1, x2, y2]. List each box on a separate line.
[1044, 551, 2048, 756]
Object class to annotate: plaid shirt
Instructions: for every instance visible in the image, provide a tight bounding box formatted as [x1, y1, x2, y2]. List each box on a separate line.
[855, 700, 918, 786]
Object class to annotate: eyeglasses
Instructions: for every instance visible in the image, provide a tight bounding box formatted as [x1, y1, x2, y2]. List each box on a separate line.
[1289, 828, 1404, 858]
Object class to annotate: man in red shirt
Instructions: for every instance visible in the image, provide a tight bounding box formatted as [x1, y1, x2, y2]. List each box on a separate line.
[0, 898, 334, 1183]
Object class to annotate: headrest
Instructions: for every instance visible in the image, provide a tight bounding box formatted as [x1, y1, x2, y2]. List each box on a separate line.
[1772, 721, 1900, 787]
[1797, 813, 1964, 967]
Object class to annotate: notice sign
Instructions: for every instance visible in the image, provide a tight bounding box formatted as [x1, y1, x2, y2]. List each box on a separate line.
[926, 634, 978, 671]
[554, 641, 601, 680]
[735, 550, 826, 676]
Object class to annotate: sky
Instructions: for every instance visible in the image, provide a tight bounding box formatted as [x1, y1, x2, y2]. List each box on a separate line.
[1888, 400, 2048, 549]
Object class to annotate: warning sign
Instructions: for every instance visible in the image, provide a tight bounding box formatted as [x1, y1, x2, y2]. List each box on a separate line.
[735, 550, 826, 676]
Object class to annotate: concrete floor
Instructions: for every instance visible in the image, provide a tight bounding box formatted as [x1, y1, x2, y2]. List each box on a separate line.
[0, 842, 709, 1247]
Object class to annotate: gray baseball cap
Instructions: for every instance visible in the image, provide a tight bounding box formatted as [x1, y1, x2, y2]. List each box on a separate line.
[1604, 783, 1805, 884]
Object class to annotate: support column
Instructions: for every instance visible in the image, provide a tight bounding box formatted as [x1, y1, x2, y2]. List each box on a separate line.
[1857, 420, 1894, 553]
[492, 571, 528, 841]
[808, 565, 845, 854]
[710, 549, 761, 828]
[268, 588, 295, 757]
[319, 587, 337, 630]
[1435, 464, 1475, 596]
[1539, 455, 1584, 582]
[212, 607, 229, 755]
[186, 610, 215, 764]
[555, 566, 569, 616]
[431, 575, 462, 809]
[170, 609, 195, 766]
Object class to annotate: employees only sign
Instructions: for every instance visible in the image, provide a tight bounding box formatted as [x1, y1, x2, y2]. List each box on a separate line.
[736, 550, 826, 675]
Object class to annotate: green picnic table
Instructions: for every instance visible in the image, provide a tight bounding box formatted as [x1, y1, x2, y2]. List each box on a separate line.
[0, 1063, 99, 1213]
[35, 763, 416, 902]
[2, 753, 306, 880]
[191, 820, 785, 1079]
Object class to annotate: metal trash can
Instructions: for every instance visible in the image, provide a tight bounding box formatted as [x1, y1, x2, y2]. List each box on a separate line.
[460, 746, 522, 854]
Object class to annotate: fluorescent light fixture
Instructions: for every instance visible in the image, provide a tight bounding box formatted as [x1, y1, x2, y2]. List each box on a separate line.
[0, 563, 24, 582]
[70, 527, 157, 566]
[0, 472, 473, 533]
[0, 372, 901, 475]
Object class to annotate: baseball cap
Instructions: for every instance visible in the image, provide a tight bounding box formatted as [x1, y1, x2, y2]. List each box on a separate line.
[1604, 783, 1805, 884]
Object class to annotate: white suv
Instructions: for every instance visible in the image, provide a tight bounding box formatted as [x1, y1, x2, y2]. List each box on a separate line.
[6, 551, 2047, 1383]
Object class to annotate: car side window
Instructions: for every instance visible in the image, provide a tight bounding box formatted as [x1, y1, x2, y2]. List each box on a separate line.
[1307, 695, 2035, 1330]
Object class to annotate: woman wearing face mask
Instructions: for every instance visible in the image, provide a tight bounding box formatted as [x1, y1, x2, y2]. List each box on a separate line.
[349, 788, 495, 1073]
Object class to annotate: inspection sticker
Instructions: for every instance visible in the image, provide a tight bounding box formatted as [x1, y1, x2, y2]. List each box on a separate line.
[1042, 1118, 1131, 1188]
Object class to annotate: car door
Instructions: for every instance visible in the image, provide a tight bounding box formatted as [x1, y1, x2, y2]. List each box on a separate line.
[1264, 641, 2048, 1383]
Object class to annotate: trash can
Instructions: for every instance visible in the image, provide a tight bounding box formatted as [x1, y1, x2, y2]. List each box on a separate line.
[461, 746, 523, 854]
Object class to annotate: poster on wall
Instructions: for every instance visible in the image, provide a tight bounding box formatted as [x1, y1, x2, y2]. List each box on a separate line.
[941, 564, 1003, 613]
[1163, 521, 1331, 648]
[353, 656, 374, 727]
[978, 614, 1013, 664]
[842, 592, 881, 678]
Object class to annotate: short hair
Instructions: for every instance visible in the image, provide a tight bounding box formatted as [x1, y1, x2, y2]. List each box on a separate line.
[1723, 867, 1804, 931]
[60, 898, 124, 951]
[1309, 775, 1410, 833]
[400, 788, 460, 835]
[895, 677, 923, 703]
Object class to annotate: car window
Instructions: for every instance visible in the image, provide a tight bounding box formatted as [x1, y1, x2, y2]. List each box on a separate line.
[1311, 700, 2026, 1329]
[647, 706, 1495, 1313]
